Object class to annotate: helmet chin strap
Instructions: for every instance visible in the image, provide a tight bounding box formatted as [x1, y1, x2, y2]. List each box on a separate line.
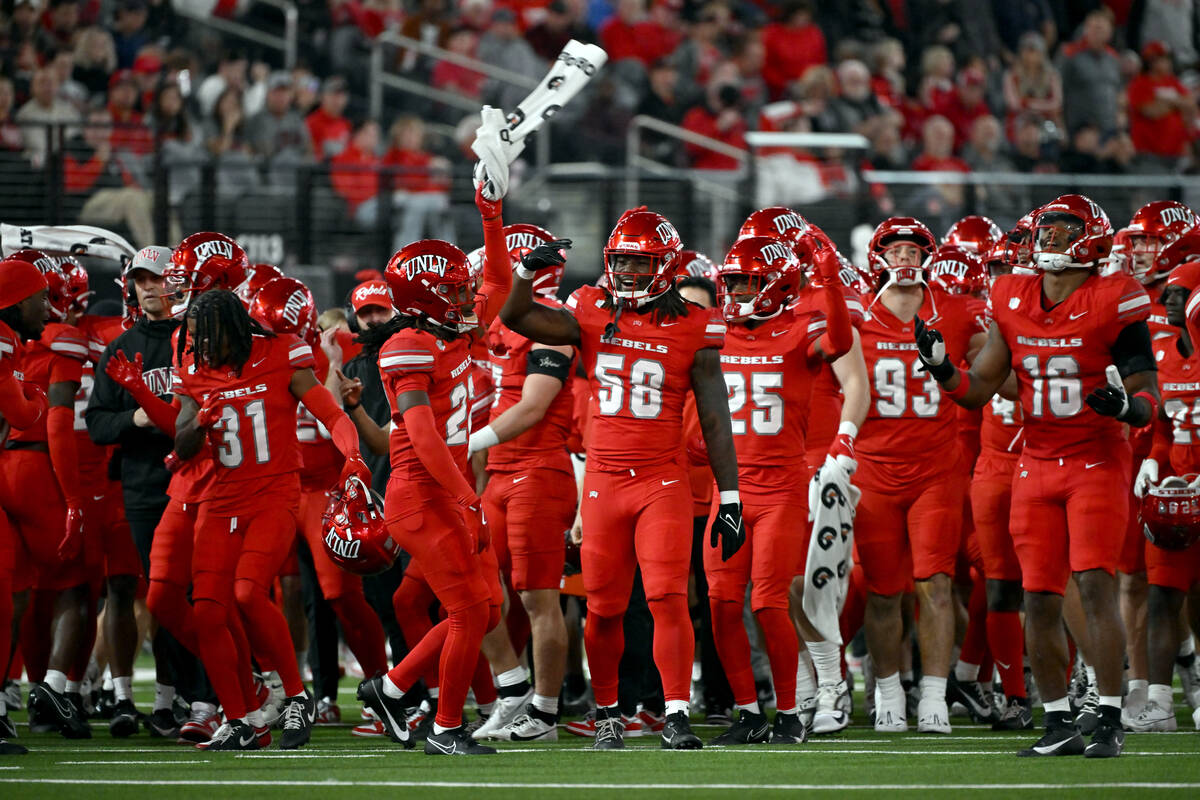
[749, 304, 784, 322]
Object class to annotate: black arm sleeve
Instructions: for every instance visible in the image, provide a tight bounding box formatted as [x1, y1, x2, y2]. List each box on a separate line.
[524, 349, 572, 382]
[85, 345, 139, 446]
[1111, 321, 1156, 378]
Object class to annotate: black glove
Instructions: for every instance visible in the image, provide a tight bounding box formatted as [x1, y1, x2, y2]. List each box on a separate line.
[710, 500, 746, 562]
[1085, 365, 1131, 420]
[519, 239, 572, 273]
[914, 316, 956, 383]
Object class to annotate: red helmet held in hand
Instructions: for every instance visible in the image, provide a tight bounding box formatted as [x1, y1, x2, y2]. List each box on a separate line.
[716, 235, 803, 322]
[249, 277, 318, 345]
[603, 207, 683, 306]
[1140, 476, 1200, 551]
[504, 223, 563, 298]
[164, 232, 249, 316]
[385, 239, 478, 333]
[322, 476, 398, 575]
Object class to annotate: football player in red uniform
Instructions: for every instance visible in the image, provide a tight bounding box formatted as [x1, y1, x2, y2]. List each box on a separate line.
[919, 194, 1158, 758]
[706, 234, 855, 744]
[174, 289, 368, 750]
[943, 215, 1004, 259]
[855, 217, 986, 734]
[499, 207, 743, 751]
[0, 258, 50, 754]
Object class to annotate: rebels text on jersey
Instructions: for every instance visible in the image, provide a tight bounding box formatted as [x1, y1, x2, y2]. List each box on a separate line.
[174, 333, 314, 498]
[379, 327, 474, 483]
[565, 285, 725, 471]
[856, 290, 983, 489]
[989, 272, 1151, 460]
[721, 305, 825, 494]
[10, 322, 88, 442]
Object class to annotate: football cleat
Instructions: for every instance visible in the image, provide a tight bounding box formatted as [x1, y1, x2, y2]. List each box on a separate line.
[770, 711, 808, 744]
[636, 708, 665, 732]
[812, 681, 850, 734]
[351, 708, 387, 738]
[254, 724, 272, 749]
[201, 719, 261, 752]
[1018, 713, 1085, 757]
[873, 696, 907, 733]
[108, 698, 140, 738]
[1177, 654, 1200, 710]
[564, 709, 642, 737]
[1075, 684, 1100, 735]
[0, 712, 15, 739]
[411, 700, 437, 742]
[258, 674, 285, 729]
[2, 681, 22, 711]
[798, 694, 816, 732]
[1124, 700, 1177, 732]
[314, 697, 341, 725]
[992, 696, 1034, 731]
[592, 707, 625, 750]
[472, 689, 532, 740]
[1084, 719, 1125, 758]
[947, 675, 995, 723]
[917, 696, 951, 734]
[0, 739, 27, 755]
[144, 708, 180, 738]
[425, 725, 497, 755]
[30, 683, 91, 739]
[463, 711, 489, 737]
[356, 677, 413, 748]
[178, 707, 220, 744]
[1121, 685, 1149, 730]
[709, 709, 770, 745]
[661, 711, 703, 750]
[493, 710, 558, 742]
[279, 693, 315, 749]
[704, 707, 732, 727]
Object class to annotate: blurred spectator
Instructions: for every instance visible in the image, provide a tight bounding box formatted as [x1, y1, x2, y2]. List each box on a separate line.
[431, 27, 485, 99]
[569, 76, 634, 164]
[39, 0, 82, 55]
[245, 71, 313, 164]
[636, 59, 688, 163]
[148, 80, 197, 145]
[64, 108, 156, 246]
[49, 47, 88, 109]
[307, 76, 352, 160]
[1002, 31, 1063, 136]
[866, 115, 909, 170]
[458, 0, 495, 33]
[196, 50, 248, 118]
[204, 86, 261, 199]
[960, 115, 1013, 171]
[761, 0, 827, 100]
[830, 59, 895, 136]
[292, 68, 321, 116]
[16, 66, 82, 167]
[792, 65, 841, 133]
[669, 2, 731, 91]
[0, 78, 24, 153]
[331, 118, 383, 223]
[1058, 10, 1122, 135]
[823, 0, 902, 46]
[107, 69, 153, 156]
[599, 0, 681, 67]
[525, 0, 593, 62]
[868, 37, 906, 110]
[1010, 112, 1056, 172]
[910, 115, 969, 172]
[937, 66, 992, 149]
[1127, 41, 1197, 164]
[72, 26, 118, 98]
[726, 31, 768, 116]
[478, 8, 546, 113]
[993, 0, 1056, 55]
[680, 80, 747, 170]
[131, 53, 163, 109]
[917, 44, 956, 115]
[398, 0, 455, 64]
[1059, 122, 1106, 173]
[383, 115, 451, 194]
[110, 0, 150, 69]
[1129, 0, 1197, 71]
[10, 0, 40, 43]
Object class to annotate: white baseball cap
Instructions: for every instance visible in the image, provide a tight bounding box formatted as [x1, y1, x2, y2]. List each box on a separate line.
[127, 245, 173, 276]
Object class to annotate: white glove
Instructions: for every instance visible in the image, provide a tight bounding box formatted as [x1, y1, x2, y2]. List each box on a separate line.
[471, 105, 525, 201]
[1134, 457, 1159, 499]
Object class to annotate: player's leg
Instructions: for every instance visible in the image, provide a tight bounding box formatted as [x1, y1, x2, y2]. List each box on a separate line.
[1117, 493, 1150, 723]
[146, 500, 200, 654]
[1137, 539, 1194, 731]
[703, 496, 756, 722]
[98, 493, 143, 737]
[0, 511, 16, 745]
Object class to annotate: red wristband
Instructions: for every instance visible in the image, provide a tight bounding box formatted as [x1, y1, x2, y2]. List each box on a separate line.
[944, 369, 970, 401]
[1132, 390, 1158, 425]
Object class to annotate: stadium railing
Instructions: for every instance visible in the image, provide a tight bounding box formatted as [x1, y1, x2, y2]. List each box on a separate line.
[174, 0, 299, 70]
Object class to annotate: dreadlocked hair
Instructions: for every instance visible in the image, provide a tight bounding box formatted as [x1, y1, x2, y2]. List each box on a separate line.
[179, 289, 272, 374]
[355, 313, 461, 354]
[600, 286, 691, 342]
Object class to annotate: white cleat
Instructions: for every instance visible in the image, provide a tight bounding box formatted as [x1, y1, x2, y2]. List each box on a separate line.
[874, 688, 907, 733]
[1121, 685, 1148, 730]
[1126, 700, 1178, 732]
[917, 697, 951, 734]
[812, 681, 850, 735]
[492, 711, 558, 742]
[1177, 657, 1200, 710]
[471, 689, 532, 740]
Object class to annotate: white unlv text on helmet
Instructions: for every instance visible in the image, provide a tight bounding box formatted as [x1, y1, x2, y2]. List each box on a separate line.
[282, 290, 308, 326]
[759, 241, 794, 264]
[655, 221, 678, 245]
[932, 257, 968, 280]
[506, 231, 546, 252]
[1160, 206, 1194, 227]
[325, 527, 361, 560]
[772, 212, 808, 234]
[404, 253, 449, 280]
[193, 239, 234, 263]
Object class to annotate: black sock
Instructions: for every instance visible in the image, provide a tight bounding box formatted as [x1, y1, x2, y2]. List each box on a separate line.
[498, 680, 530, 699]
[529, 706, 557, 725]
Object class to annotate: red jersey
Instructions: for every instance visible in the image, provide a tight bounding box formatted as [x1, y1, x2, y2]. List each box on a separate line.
[10, 322, 88, 442]
[1147, 296, 1173, 341]
[564, 285, 726, 471]
[469, 337, 495, 437]
[174, 334, 314, 500]
[484, 308, 576, 475]
[856, 290, 983, 490]
[379, 327, 473, 484]
[297, 345, 341, 490]
[1154, 333, 1200, 474]
[990, 272, 1151, 461]
[720, 306, 825, 495]
[801, 282, 866, 456]
[978, 394, 1025, 460]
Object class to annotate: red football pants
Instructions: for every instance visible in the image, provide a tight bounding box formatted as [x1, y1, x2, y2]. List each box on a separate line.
[483, 466, 574, 592]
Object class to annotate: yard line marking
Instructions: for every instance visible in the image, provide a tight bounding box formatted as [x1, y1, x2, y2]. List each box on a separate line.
[234, 754, 387, 759]
[57, 760, 208, 765]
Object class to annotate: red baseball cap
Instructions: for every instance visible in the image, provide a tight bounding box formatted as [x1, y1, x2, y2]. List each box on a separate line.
[0, 259, 48, 308]
[1142, 40, 1170, 62]
[350, 280, 392, 313]
[109, 69, 136, 90]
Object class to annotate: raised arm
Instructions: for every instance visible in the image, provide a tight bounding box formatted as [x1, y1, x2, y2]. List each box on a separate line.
[499, 241, 582, 347]
[809, 248, 854, 362]
[474, 188, 512, 327]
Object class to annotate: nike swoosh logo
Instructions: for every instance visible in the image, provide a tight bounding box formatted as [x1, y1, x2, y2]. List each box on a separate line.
[513, 476, 529, 484]
[995, 660, 1011, 671]
[93, 494, 105, 501]
[510, 729, 552, 742]
[251, 358, 267, 368]
[1085, 462, 1104, 469]
[372, 693, 409, 741]
[661, 480, 679, 486]
[751, 724, 769, 737]
[771, 329, 789, 337]
[237, 732, 256, 747]
[661, 322, 678, 328]
[40, 688, 72, 719]
[428, 737, 458, 754]
[1068, 311, 1087, 320]
[1034, 735, 1081, 754]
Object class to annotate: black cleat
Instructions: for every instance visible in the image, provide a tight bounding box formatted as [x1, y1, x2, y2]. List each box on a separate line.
[204, 719, 262, 751]
[108, 699, 140, 738]
[144, 708, 180, 738]
[30, 684, 91, 739]
[1017, 712, 1085, 757]
[356, 677, 413, 748]
[1074, 685, 1100, 735]
[413, 699, 437, 743]
[0, 740, 27, 755]
[947, 675, 995, 723]
[424, 725, 496, 755]
[709, 709, 770, 745]
[770, 711, 808, 744]
[992, 696, 1034, 731]
[94, 688, 116, 720]
[661, 711, 703, 750]
[1084, 719, 1124, 758]
[0, 713, 15, 739]
[279, 693, 315, 750]
[593, 707, 625, 750]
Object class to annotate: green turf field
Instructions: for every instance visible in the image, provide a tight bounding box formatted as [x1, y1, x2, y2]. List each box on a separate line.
[2, 678, 1199, 799]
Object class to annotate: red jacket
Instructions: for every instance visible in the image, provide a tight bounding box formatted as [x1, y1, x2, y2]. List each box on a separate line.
[330, 143, 380, 212]
[681, 106, 747, 171]
[762, 22, 827, 97]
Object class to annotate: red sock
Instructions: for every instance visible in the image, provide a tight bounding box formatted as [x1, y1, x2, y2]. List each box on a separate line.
[7, 649, 22, 682]
[387, 618, 449, 692]
[840, 564, 866, 646]
[986, 610, 1026, 699]
[0, 573, 11, 687]
[147, 580, 199, 654]
[393, 576, 438, 689]
[471, 653, 497, 706]
[432, 598, 490, 729]
[756, 607, 799, 712]
[235, 580, 303, 697]
[583, 612, 624, 708]
[648, 594, 694, 704]
[329, 594, 388, 679]
[960, 577, 989, 669]
[710, 597, 756, 706]
[506, 597, 531, 657]
[979, 655, 994, 685]
[193, 597, 249, 720]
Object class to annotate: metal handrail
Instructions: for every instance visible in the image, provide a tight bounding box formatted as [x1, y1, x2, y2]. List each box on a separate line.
[173, 0, 298, 69]
[625, 114, 749, 208]
[861, 169, 1200, 188]
[373, 31, 541, 90]
[744, 131, 871, 150]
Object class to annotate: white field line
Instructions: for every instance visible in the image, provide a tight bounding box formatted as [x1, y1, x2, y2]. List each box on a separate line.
[1, 779, 1200, 790]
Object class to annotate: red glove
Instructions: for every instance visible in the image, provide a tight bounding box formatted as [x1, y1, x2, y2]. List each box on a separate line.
[826, 421, 858, 474]
[475, 183, 503, 221]
[459, 494, 488, 553]
[195, 403, 222, 430]
[105, 350, 147, 393]
[58, 506, 85, 562]
[164, 451, 183, 472]
[685, 433, 709, 466]
[22, 382, 47, 409]
[338, 452, 371, 488]
[812, 244, 840, 285]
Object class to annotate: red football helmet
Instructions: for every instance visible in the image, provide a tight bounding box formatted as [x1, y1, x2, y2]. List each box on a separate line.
[62, 257, 89, 313]
[504, 223, 563, 298]
[943, 215, 1003, 257]
[737, 206, 811, 243]
[1031, 194, 1113, 272]
[1139, 476, 1200, 551]
[7, 249, 72, 320]
[385, 239, 478, 333]
[603, 207, 683, 306]
[679, 249, 717, 281]
[164, 232, 249, 316]
[1124, 200, 1200, 285]
[868, 216, 936, 287]
[322, 476, 399, 575]
[235, 263, 286, 306]
[249, 277, 318, 345]
[928, 244, 988, 297]
[465, 246, 485, 288]
[716, 235, 803, 322]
